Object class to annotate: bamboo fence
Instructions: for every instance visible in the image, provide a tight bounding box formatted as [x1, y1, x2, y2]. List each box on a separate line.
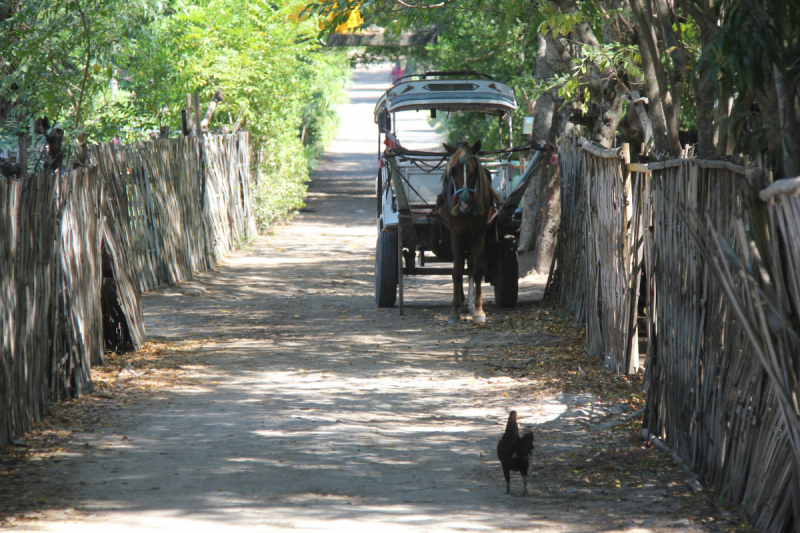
[91, 132, 254, 291]
[203, 133, 257, 257]
[2, 132, 254, 448]
[100, 155, 147, 349]
[545, 135, 587, 323]
[141, 138, 212, 285]
[1, 168, 102, 447]
[548, 136, 800, 530]
[643, 160, 800, 532]
[93, 143, 162, 291]
[546, 136, 645, 374]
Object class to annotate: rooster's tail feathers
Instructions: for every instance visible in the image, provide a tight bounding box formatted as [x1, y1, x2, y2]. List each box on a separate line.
[519, 431, 534, 455]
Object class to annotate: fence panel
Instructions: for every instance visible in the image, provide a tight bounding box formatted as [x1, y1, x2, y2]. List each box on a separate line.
[2, 133, 254, 448]
[92, 134, 253, 290]
[1, 173, 59, 447]
[93, 144, 162, 292]
[55, 166, 104, 381]
[143, 138, 210, 284]
[546, 135, 587, 322]
[643, 161, 800, 532]
[203, 132, 255, 257]
[1, 168, 102, 447]
[547, 137, 644, 373]
[101, 153, 147, 349]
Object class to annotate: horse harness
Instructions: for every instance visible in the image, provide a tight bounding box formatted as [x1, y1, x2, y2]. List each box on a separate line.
[444, 151, 485, 217]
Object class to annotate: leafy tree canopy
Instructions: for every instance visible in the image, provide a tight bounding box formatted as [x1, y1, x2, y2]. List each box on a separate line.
[0, 0, 349, 155]
[312, 0, 800, 174]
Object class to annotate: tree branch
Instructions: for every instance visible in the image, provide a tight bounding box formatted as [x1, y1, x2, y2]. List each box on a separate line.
[653, 0, 685, 150]
[630, 0, 678, 155]
[393, 0, 445, 8]
[73, 0, 92, 129]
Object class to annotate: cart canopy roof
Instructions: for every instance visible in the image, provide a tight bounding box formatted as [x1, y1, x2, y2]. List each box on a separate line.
[374, 71, 517, 121]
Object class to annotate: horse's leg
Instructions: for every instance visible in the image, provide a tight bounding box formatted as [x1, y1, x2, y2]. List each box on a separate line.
[466, 273, 474, 314]
[449, 230, 464, 324]
[463, 254, 472, 313]
[469, 234, 486, 323]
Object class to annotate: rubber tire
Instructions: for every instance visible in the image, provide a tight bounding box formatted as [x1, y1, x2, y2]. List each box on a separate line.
[494, 243, 518, 308]
[375, 230, 398, 307]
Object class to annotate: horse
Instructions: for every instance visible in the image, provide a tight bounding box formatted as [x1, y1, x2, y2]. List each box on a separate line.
[438, 140, 497, 324]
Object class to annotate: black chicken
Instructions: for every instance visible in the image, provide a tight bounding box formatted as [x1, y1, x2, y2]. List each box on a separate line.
[496, 410, 534, 495]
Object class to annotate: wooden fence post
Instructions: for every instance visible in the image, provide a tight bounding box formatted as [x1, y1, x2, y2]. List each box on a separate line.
[398, 226, 404, 316]
[186, 94, 194, 136]
[200, 89, 223, 133]
[623, 143, 640, 374]
[192, 93, 202, 138]
[181, 109, 190, 137]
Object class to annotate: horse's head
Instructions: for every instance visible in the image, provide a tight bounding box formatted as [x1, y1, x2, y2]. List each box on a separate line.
[443, 140, 487, 216]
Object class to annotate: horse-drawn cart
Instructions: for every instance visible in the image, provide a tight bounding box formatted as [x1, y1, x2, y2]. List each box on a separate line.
[373, 71, 550, 318]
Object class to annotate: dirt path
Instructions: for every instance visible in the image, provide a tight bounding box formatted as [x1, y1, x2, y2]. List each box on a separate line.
[1, 66, 745, 533]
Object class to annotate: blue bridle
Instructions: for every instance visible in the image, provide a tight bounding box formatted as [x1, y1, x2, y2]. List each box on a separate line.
[447, 151, 482, 216]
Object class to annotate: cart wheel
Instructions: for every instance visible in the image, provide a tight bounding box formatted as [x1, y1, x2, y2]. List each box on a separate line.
[375, 230, 398, 307]
[494, 242, 518, 308]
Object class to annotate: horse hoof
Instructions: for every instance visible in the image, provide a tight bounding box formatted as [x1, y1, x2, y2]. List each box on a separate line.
[448, 315, 460, 325]
[473, 314, 486, 324]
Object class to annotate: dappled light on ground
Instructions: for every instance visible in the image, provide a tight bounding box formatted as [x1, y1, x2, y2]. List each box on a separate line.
[0, 65, 747, 533]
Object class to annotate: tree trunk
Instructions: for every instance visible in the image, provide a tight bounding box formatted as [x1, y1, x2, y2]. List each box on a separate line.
[686, 6, 721, 158]
[774, 68, 800, 178]
[630, 0, 681, 156]
[518, 33, 569, 273]
[588, 78, 627, 148]
[654, 0, 685, 149]
[519, 3, 609, 268]
[759, 70, 783, 170]
[692, 66, 717, 158]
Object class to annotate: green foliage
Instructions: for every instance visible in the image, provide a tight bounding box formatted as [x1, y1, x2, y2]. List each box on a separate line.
[103, 0, 350, 229]
[538, 2, 583, 38]
[402, 9, 541, 149]
[308, 0, 547, 148]
[300, 51, 351, 165]
[696, 0, 800, 98]
[531, 42, 642, 104]
[694, 0, 800, 155]
[0, 0, 161, 140]
[1, 0, 351, 231]
[251, 131, 310, 232]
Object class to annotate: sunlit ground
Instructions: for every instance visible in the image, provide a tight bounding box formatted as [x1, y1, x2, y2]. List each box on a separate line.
[1, 65, 745, 533]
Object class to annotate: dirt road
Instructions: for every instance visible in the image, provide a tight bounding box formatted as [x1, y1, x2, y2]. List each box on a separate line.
[1, 66, 740, 532]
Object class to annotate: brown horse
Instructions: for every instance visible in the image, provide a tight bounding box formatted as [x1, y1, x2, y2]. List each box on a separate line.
[438, 141, 496, 324]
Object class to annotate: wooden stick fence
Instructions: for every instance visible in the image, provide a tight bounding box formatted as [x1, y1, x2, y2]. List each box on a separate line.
[546, 136, 645, 374]
[643, 161, 800, 532]
[2, 132, 254, 448]
[93, 143, 162, 291]
[549, 138, 800, 530]
[1, 168, 102, 447]
[545, 135, 587, 323]
[203, 134, 256, 257]
[91, 132, 254, 291]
